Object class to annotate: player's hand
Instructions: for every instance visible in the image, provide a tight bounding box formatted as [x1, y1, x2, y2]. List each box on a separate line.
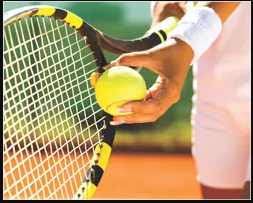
[104, 38, 194, 125]
[151, 2, 188, 28]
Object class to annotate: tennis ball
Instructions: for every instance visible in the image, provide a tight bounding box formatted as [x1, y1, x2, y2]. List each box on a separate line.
[94, 66, 146, 116]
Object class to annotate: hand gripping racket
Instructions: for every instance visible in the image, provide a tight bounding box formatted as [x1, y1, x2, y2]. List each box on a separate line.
[4, 5, 179, 199]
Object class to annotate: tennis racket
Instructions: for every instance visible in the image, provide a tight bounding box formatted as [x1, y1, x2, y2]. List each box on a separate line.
[4, 5, 179, 199]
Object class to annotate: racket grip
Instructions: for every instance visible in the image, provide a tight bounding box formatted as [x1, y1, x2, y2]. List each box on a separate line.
[146, 2, 197, 39]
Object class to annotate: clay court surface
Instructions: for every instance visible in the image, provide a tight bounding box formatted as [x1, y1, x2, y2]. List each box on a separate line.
[4, 152, 201, 199]
[93, 153, 202, 199]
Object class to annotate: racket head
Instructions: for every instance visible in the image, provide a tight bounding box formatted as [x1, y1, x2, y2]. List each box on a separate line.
[4, 5, 178, 56]
[4, 5, 116, 199]
[4, 5, 180, 199]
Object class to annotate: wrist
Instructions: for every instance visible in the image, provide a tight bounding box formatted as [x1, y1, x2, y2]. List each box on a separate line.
[169, 6, 222, 65]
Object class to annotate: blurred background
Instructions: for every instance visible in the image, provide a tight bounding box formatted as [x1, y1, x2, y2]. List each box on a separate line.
[4, 1, 200, 199]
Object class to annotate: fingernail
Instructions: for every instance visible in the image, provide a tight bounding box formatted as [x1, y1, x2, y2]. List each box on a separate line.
[110, 120, 126, 126]
[117, 107, 132, 113]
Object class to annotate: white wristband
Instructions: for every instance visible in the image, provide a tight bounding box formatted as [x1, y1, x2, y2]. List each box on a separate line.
[169, 6, 222, 65]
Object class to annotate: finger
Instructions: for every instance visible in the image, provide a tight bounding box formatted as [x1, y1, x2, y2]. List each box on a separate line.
[110, 113, 159, 125]
[111, 82, 181, 125]
[103, 60, 119, 70]
[145, 90, 153, 101]
[118, 99, 162, 114]
[145, 79, 163, 101]
[118, 52, 169, 76]
[179, 2, 189, 13]
[103, 52, 151, 71]
[117, 79, 174, 114]
[104, 41, 178, 76]
[103, 52, 150, 70]
[116, 52, 152, 68]
[120, 79, 180, 113]
[167, 2, 186, 19]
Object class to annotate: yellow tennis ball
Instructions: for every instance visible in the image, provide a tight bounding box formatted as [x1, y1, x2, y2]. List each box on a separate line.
[94, 66, 146, 116]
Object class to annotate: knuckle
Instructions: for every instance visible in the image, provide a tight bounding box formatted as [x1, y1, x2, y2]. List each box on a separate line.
[117, 55, 127, 63]
[118, 53, 133, 63]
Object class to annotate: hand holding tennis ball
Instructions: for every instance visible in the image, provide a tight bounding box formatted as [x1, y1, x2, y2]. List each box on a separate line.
[91, 66, 146, 116]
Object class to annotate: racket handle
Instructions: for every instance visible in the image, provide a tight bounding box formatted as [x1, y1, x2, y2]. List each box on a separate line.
[146, 2, 197, 40]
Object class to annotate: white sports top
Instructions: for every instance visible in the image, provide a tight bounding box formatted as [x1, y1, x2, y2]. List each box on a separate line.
[151, 2, 251, 113]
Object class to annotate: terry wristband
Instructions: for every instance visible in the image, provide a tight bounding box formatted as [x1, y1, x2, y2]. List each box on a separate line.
[169, 6, 222, 65]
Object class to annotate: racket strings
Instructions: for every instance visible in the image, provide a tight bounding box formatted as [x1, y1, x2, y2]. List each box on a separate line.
[4, 111, 105, 179]
[4, 22, 95, 93]
[4, 80, 98, 138]
[4, 15, 104, 199]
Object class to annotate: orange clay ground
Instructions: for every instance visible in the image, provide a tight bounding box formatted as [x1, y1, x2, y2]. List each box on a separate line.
[93, 153, 202, 199]
[4, 152, 201, 199]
